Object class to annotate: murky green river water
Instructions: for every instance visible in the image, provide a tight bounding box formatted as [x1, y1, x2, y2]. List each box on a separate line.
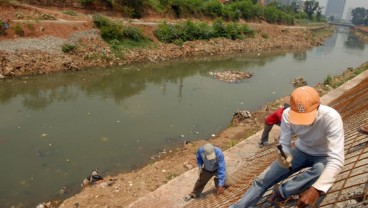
[0, 30, 367, 207]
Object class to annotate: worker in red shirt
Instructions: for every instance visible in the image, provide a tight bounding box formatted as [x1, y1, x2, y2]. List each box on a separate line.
[259, 103, 290, 148]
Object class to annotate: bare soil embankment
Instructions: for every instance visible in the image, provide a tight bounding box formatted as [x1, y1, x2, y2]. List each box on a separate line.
[0, 3, 333, 79]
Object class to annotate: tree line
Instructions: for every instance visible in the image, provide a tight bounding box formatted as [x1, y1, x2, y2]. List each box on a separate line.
[351, 7, 368, 26]
[79, 0, 325, 24]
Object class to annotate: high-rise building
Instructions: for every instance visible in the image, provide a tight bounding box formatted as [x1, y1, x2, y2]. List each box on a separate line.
[325, 0, 346, 20]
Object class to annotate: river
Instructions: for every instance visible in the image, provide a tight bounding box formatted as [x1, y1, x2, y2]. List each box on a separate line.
[0, 28, 367, 207]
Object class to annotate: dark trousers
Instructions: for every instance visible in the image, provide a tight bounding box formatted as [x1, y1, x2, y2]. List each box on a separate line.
[190, 169, 230, 198]
[260, 122, 280, 144]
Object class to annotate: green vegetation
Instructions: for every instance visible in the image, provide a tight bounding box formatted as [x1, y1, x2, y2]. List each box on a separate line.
[62, 10, 78, 16]
[260, 32, 268, 39]
[92, 14, 153, 53]
[62, 43, 77, 53]
[351, 7, 368, 26]
[323, 65, 368, 88]
[26, 23, 35, 31]
[75, 0, 327, 24]
[79, 0, 95, 6]
[14, 24, 24, 36]
[87, 1, 329, 53]
[227, 139, 238, 148]
[166, 172, 178, 180]
[154, 18, 255, 44]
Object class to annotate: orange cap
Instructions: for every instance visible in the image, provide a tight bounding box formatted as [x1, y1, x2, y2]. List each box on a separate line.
[289, 86, 320, 125]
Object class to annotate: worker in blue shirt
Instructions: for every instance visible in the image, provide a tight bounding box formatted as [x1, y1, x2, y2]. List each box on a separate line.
[184, 143, 230, 201]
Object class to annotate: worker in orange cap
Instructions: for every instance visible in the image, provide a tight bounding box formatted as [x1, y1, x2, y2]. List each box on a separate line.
[230, 86, 344, 208]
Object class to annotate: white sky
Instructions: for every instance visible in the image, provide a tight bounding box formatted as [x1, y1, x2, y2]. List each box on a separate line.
[317, 0, 368, 17]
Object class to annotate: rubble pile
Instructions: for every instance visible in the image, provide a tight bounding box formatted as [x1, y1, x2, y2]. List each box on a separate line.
[209, 71, 254, 83]
[291, 76, 307, 87]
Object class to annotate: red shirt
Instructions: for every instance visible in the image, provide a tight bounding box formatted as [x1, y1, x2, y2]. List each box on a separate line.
[265, 107, 285, 125]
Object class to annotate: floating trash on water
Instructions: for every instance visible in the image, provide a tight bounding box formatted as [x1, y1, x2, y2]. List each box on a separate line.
[232, 110, 252, 125]
[291, 77, 308, 87]
[49, 143, 52, 146]
[41, 134, 47, 137]
[209, 71, 254, 83]
[58, 186, 68, 195]
[180, 135, 184, 138]
[101, 137, 109, 142]
[211, 134, 216, 137]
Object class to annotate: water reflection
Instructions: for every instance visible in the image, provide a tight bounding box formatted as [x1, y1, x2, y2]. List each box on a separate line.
[345, 33, 365, 49]
[293, 51, 307, 62]
[0, 53, 281, 109]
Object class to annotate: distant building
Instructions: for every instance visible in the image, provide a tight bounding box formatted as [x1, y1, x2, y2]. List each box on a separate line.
[345, 7, 353, 21]
[325, 0, 346, 20]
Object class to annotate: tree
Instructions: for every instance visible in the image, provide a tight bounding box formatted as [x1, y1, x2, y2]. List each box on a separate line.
[351, 7, 368, 26]
[303, 0, 319, 20]
[316, 6, 323, 22]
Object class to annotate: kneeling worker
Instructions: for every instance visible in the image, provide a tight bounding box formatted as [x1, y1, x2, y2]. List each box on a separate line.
[230, 86, 345, 208]
[184, 143, 230, 201]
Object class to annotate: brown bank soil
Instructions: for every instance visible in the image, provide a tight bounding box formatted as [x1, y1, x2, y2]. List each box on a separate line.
[2, 3, 367, 208]
[0, 3, 333, 78]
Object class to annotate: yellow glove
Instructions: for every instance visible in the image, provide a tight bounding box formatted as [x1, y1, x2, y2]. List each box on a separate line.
[277, 152, 292, 169]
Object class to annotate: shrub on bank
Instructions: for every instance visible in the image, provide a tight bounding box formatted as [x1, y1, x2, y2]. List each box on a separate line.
[92, 14, 153, 51]
[154, 18, 255, 44]
[14, 24, 25, 36]
[62, 43, 77, 53]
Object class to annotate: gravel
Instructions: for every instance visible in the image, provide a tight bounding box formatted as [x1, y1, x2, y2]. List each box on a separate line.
[0, 29, 100, 54]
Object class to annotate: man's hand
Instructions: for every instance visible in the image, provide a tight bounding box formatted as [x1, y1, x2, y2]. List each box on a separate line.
[198, 167, 202, 176]
[297, 187, 321, 208]
[217, 186, 224, 195]
[277, 152, 292, 169]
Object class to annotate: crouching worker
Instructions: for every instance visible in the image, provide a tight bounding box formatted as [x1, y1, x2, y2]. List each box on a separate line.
[184, 143, 231, 202]
[230, 86, 345, 208]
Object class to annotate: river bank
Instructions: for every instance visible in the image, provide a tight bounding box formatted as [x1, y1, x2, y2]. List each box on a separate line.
[0, 3, 333, 78]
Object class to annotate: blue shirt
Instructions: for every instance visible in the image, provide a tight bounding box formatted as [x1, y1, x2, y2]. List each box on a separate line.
[196, 146, 227, 187]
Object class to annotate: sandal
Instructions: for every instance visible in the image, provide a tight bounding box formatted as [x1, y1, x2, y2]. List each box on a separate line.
[184, 194, 194, 202]
[267, 184, 285, 203]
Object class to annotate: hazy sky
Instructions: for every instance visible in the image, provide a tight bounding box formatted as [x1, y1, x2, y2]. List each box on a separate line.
[317, 0, 368, 18]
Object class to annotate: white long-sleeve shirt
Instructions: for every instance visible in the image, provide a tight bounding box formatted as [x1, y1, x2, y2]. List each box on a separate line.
[280, 105, 345, 193]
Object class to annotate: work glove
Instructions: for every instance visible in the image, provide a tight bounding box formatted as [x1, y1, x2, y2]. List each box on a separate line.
[297, 187, 321, 208]
[277, 152, 292, 169]
[217, 186, 225, 195]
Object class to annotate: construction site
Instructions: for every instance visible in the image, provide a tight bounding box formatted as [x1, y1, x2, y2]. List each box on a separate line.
[123, 70, 368, 208]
